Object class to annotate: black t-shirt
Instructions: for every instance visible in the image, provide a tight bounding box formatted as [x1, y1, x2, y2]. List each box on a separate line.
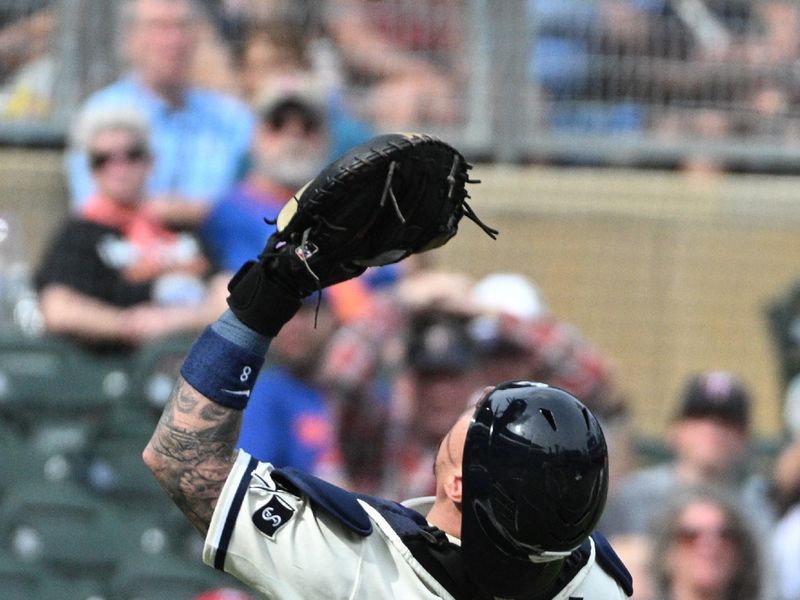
[35, 219, 152, 307]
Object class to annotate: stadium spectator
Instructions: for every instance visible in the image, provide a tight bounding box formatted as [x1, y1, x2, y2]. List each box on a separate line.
[772, 495, 800, 600]
[648, 0, 800, 170]
[766, 280, 800, 393]
[607, 533, 655, 600]
[769, 432, 800, 600]
[649, 485, 762, 600]
[0, 2, 55, 120]
[600, 371, 776, 539]
[237, 20, 373, 160]
[314, 270, 472, 494]
[36, 105, 227, 350]
[468, 272, 634, 486]
[324, 0, 463, 129]
[237, 296, 348, 486]
[238, 22, 312, 103]
[65, 0, 254, 228]
[469, 272, 624, 418]
[200, 74, 331, 272]
[316, 269, 628, 496]
[771, 408, 800, 514]
[381, 308, 496, 500]
[527, 0, 661, 136]
[766, 387, 800, 600]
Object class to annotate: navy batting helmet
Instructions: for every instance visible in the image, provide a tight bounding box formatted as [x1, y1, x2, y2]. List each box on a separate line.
[461, 381, 609, 599]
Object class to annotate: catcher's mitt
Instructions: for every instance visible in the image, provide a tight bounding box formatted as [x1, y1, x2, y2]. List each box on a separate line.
[227, 132, 497, 335]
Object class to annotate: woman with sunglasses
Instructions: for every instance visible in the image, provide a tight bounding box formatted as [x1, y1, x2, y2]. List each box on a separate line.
[649, 485, 763, 600]
[35, 105, 228, 350]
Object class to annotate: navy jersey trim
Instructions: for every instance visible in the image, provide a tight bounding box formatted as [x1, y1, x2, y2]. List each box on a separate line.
[592, 532, 634, 596]
[214, 455, 259, 570]
[272, 467, 372, 536]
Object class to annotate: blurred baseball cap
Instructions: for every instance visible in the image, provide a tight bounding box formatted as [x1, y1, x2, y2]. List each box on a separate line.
[406, 314, 477, 374]
[471, 272, 547, 320]
[675, 371, 751, 428]
[254, 74, 326, 127]
[407, 312, 527, 374]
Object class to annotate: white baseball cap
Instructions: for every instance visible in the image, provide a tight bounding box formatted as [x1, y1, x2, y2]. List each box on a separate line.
[471, 273, 547, 320]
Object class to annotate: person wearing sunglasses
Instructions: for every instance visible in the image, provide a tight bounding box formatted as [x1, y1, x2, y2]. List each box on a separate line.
[600, 371, 776, 541]
[65, 0, 254, 229]
[35, 105, 228, 350]
[649, 485, 762, 600]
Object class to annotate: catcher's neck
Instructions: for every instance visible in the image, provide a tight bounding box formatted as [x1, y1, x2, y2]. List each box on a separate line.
[426, 498, 462, 539]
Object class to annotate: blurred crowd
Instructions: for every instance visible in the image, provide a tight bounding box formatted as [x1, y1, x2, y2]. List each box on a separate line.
[2, 1, 800, 172]
[3, 0, 800, 599]
[529, 0, 800, 172]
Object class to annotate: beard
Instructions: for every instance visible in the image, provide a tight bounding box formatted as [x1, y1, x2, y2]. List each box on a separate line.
[255, 143, 326, 190]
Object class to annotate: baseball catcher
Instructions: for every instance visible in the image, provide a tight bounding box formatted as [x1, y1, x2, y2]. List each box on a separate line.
[144, 133, 632, 599]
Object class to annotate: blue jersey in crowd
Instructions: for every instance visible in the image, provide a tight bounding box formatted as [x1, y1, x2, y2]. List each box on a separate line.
[238, 365, 340, 477]
[200, 182, 284, 272]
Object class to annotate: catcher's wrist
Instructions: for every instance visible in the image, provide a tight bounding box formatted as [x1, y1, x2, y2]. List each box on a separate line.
[226, 260, 303, 337]
[180, 327, 266, 410]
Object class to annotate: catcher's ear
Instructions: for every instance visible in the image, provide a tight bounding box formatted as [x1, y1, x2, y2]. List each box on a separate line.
[443, 473, 462, 504]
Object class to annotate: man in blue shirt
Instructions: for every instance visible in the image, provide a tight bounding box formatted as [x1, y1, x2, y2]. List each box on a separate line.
[238, 297, 347, 486]
[200, 75, 330, 272]
[66, 0, 253, 228]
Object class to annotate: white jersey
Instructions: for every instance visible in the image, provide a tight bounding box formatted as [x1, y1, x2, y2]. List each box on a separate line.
[204, 450, 631, 600]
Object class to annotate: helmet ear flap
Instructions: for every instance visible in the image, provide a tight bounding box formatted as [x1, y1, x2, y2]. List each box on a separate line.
[461, 381, 609, 599]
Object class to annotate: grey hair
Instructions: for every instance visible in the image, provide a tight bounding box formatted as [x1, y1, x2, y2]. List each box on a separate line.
[649, 484, 762, 600]
[70, 104, 152, 154]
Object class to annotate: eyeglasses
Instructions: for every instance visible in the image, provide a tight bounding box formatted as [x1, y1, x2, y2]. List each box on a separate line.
[673, 525, 737, 546]
[89, 145, 149, 171]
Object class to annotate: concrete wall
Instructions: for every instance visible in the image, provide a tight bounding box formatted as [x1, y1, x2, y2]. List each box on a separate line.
[0, 149, 69, 269]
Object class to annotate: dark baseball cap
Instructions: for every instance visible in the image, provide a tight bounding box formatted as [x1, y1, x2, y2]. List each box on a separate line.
[675, 371, 751, 428]
[406, 314, 477, 374]
[255, 76, 326, 128]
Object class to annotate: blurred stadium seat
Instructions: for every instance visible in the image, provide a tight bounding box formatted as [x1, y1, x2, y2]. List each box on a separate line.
[1, 547, 118, 599]
[0, 333, 130, 426]
[85, 434, 165, 509]
[127, 335, 194, 413]
[0, 333, 136, 494]
[0, 550, 44, 599]
[36, 575, 107, 600]
[0, 420, 31, 497]
[0, 479, 122, 579]
[110, 551, 244, 600]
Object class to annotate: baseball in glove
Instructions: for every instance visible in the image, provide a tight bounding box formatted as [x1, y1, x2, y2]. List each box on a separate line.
[227, 132, 498, 336]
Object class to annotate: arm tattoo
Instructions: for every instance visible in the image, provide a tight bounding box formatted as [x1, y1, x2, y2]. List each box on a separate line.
[147, 377, 242, 535]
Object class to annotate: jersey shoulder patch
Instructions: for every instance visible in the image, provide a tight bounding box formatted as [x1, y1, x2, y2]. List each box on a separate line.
[592, 532, 634, 597]
[271, 467, 373, 536]
[252, 494, 295, 539]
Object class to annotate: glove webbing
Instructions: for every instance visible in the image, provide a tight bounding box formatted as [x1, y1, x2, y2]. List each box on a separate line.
[293, 159, 407, 326]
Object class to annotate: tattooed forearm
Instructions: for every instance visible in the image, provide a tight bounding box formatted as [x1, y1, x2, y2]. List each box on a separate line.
[143, 377, 242, 535]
